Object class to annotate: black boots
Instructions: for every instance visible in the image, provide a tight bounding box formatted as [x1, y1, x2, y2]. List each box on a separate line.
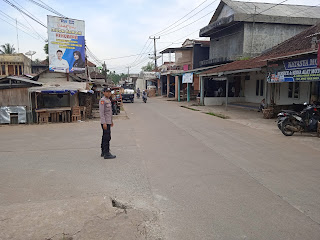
[101, 147, 116, 159]
[104, 152, 116, 159]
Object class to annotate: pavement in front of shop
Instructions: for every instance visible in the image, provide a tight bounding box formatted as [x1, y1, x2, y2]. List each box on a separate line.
[163, 97, 320, 151]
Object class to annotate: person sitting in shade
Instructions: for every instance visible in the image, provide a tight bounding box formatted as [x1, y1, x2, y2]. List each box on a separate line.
[217, 86, 223, 97]
[259, 98, 266, 112]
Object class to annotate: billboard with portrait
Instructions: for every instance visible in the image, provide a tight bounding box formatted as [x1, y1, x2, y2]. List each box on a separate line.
[48, 16, 85, 73]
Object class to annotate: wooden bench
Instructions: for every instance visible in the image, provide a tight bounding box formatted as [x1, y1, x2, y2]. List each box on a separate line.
[39, 112, 50, 124]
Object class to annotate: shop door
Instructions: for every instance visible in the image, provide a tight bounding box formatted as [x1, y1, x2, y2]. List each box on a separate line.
[8, 65, 14, 75]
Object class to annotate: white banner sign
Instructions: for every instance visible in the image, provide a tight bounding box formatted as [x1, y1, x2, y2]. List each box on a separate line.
[182, 73, 193, 83]
[143, 72, 161, 80]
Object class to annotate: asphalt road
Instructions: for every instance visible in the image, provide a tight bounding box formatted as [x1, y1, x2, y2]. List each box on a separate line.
[124, 98, 320, 240]
[0, 97, 320, 240]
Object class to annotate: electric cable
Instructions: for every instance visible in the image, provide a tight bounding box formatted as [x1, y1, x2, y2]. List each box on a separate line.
[2, 0, 46, 27]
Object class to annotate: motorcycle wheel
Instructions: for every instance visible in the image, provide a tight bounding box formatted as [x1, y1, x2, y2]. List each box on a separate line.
[281, 122, 295, 136]
[277, 121, 282, 130]
[277, 119, 287, 130]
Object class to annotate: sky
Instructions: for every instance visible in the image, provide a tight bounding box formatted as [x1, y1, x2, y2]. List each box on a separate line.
[0, 0, 319, 73]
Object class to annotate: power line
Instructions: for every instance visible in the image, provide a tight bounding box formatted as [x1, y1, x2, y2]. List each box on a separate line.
[159, 8, 216, 37]
[25, 0, 65, 17]
[2, 0, 46, 27]
[18, 11, 46, 41]
[123, 0, 215, 71]
[153, 0, 210, 36]
[5, 0, 47, 40]
[11, 0, 45, 26]
[158, 0, 218, 36]
[130, 39, 150, 65]
[86, 47, 103, 66]
[130, 41, 152, 65]
[0, 15, 41, 40]
[0, 10, 31, 31]
[101, 51, 154, 61]
[130, 43, 155, 68]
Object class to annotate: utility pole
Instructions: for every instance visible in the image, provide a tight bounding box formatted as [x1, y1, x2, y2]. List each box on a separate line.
[103, 61, 107, 83]
[127, 66, 130, 81]
[149, 36, 160, 70]
[16, 19, 20, 53]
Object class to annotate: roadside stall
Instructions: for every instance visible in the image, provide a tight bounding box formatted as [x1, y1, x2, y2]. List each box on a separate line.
[28, 82, 93, 123]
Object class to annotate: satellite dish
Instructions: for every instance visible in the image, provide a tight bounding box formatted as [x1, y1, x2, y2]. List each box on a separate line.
[25, 50, 36, 61]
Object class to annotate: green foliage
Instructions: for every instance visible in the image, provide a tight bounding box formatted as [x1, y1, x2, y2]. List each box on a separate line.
[43, 40, 49, 63]
[0, 43, 16, 54]
[206, 112, 230, 119]
[181, 106, 200, 111]
[44, 43, 48, 55]
[33, 58, 41, 63]
[108, 71, 128, 84]
[141, 62, 155, 71]
[237, 56, 251, 61]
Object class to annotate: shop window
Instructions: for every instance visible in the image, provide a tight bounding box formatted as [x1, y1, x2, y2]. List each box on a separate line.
[294, 82, 300, 99]
[288, 82, 300, 99]
[1, 65, 5, 75]
[256, 80, 264, 96]
[260, 80, 264, 96]
[19, 65, 22, 75]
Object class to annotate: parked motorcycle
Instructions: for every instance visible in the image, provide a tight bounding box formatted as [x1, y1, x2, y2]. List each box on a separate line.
[280, 103, 320, 136]
[277, 110, 297, 130]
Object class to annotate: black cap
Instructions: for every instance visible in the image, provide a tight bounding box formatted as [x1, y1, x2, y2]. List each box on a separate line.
[103, 87, 111, 92]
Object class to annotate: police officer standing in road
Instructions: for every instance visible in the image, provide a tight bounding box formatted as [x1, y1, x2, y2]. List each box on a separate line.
[99, 88, 116, 159]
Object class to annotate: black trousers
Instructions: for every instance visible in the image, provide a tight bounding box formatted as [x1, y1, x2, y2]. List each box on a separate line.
[101, 124, 111, 153]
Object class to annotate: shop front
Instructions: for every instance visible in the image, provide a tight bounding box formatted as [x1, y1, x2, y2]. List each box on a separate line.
[267, 53, 320, 107]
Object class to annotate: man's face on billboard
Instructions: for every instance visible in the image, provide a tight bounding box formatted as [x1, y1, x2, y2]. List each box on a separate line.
[57, 51, 63, 60]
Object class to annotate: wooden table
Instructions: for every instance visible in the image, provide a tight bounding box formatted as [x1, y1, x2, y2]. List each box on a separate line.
[35, 107, 71, 124]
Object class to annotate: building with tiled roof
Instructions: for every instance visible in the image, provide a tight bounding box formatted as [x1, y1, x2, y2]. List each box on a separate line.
[159, 39, 210, 98]
[198, 22, 320, 107]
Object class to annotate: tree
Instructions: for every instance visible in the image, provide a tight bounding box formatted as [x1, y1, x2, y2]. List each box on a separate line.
[44, 42, 48, 55]
[44, 40, 49, 63]
[0, 43, 16, 54]
[33, 58, 41, 64]
[141, 62, 155, 72]
[108, 72, 128, 84]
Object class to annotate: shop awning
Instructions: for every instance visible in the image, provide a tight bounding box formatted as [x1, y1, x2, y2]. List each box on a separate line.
[172, 65, 223, 76]
[28, 82, 92, 94]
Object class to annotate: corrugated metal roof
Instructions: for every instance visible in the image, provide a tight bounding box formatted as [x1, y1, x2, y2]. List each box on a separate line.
[0, 76, 43, 85]
[224, 0, 320, 19]
[28, 82, 88, 92]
